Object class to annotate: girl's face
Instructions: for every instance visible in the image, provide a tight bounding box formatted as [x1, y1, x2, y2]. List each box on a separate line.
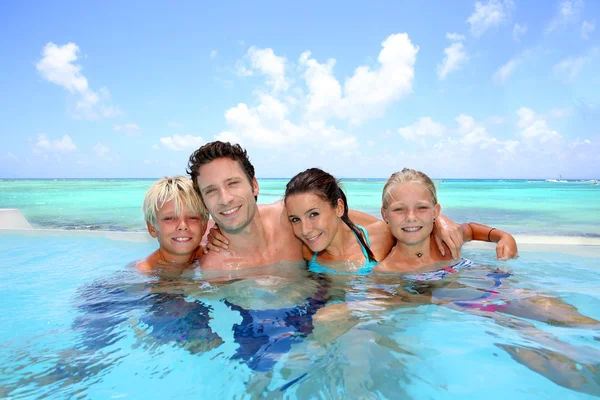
[381, 181, 440, 247]
[285, 192, 344, 253]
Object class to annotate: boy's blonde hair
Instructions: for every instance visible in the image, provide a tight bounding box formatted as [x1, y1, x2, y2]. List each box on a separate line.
[382, 168, 438, 207]
[143, 176, 208, 227]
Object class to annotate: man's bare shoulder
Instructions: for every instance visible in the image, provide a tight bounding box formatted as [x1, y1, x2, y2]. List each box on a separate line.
[258, 200, 285, 215]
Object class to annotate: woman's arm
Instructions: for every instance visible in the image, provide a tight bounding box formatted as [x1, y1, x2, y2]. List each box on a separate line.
[461, 222, 518, 260]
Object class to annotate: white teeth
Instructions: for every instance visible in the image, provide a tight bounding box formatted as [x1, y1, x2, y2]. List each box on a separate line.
[306, 233, 320, 242]
[173, 237, 192, 242]
[221, 206, 240, 215]
[403, 227, 421, 232]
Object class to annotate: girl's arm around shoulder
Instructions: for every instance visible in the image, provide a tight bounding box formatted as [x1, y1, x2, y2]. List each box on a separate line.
[348, 209, 380, 226]
[461, 222, 518, 260]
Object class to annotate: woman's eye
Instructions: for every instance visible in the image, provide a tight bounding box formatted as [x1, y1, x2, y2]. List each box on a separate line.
[309, 212, 319, 218]
[289, 217, 300, 223]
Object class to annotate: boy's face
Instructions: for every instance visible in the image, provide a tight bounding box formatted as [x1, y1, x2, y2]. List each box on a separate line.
[195, 157, 259, 234]
[146, 199, 206, 263]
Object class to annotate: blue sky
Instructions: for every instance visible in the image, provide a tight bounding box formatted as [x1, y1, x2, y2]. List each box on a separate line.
[0, 0, 598, 179]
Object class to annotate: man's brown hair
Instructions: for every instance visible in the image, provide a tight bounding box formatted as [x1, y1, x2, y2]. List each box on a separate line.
[187, 141, 257, 199]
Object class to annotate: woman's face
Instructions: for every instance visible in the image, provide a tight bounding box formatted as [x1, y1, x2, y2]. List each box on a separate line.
[285, 192, 344, 253]
[381, 181, 440, 247]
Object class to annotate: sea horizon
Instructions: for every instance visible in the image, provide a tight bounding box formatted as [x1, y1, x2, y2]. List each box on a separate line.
[1, 177, 599, 181]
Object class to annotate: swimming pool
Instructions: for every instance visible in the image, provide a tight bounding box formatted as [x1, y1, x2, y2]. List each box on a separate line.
[1, 231, 599, 399]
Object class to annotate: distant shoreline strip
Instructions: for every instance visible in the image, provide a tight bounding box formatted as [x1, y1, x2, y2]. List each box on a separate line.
[2, 209, 600, 247]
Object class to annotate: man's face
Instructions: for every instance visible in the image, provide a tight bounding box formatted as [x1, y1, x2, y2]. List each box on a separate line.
[196, 158, 259, 234]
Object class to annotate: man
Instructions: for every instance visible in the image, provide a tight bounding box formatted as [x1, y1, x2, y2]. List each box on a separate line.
[187, 141, 462, 270]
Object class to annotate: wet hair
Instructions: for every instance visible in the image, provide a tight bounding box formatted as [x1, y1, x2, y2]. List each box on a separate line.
[187, 141, 257, 201]
[284, 168, 377, 262]
[382, 168, 438, 207]
[143, 176, 208, 227]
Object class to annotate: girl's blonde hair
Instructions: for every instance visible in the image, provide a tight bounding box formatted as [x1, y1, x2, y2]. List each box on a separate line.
[382, 168, 438, 207]
[143, 176, 208, 227]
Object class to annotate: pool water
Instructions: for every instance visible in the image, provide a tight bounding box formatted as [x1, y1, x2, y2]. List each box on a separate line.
[1, 233, 599, 399]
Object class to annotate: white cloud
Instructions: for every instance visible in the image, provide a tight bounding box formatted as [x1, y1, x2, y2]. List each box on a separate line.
[487, 115, 505, 124]
[437, 35, 469, 80]
[581, 21, 595, 39]
[113, 123, 141, 136]
[516, 107, 561, 143]
[241, 46, 290, 92]
[398, 117, 446, 141]
[553, 54, 589, 82]
[236, 60, 253, 77]
[546, 0, 584, 33]
[300, 33, 418, 124]
[34, 133, 76, 153]
[446, 32, 466, 41]
[92, 143, 110, 157]
[210, 50, 218, 59]
[455, 114, 501, 149]
[547, 107, 573, 119]
[467, 0, 514, 37]
[493, 51, 529, 84]
[36, 42, 121, 120]
[512, 23, 528, 42]
[216, 99, 358, 155]
[160, 134, 204, 151]
[569, 137, 593, 148]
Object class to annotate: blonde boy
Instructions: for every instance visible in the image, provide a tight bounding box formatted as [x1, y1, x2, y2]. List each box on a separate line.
[137, 176, 209, 272]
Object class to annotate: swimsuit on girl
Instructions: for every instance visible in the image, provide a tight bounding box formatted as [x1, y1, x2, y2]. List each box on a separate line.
[402, 258, 474, 281]
[402, 259, 511, 312]
[308, 225, 378, 275]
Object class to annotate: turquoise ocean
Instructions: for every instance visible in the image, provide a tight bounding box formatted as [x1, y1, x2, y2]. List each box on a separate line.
[1, 178, 599, 237]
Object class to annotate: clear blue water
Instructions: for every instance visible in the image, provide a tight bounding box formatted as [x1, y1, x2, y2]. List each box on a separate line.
[1, 232, 599, 399]
[1, 179, 600, 236]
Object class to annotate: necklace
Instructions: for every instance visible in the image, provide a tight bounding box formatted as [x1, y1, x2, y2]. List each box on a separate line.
[416, 253, 423, 258]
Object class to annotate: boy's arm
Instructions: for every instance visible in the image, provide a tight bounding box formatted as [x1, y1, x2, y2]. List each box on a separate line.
[461, 222, 518, 260]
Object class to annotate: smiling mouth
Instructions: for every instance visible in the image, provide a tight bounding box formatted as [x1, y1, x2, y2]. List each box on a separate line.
[402, 226, 422, 232]
[304, 233, 322, 243]
[220, 206, 240, 216]
[172, 237, 193, 242]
